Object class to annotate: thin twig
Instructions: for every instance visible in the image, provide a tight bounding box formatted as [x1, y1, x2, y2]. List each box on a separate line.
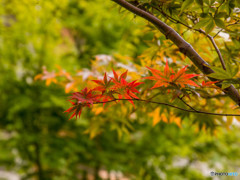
[199, 29, 226, 70]
[178, 96, 198, 111]
[92, 98, 240, 116]
[213, 21, 240, 38]
[214, 0, 225, 17]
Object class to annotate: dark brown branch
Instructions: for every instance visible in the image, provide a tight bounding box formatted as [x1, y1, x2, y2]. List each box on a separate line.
[93, 98, 240, 116]
[111, 0, 240, 106]
[178, 96, 198, 112]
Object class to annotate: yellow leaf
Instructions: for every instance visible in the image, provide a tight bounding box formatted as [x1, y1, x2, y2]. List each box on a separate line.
[169, 112, 182, 128]
[226, 116, 233, 129]
[235, 116, 240, 122]
[161, 113, 168, 123]
[172, 117, 182, 128]
[52, 78, 57, 84]
[148, 108, 161, 126]
[34, 74, 42, 81]
[199, 99, 207, 106]
[202, 124, 206, 131]
[92, 107, 104, 115]
[46, 79, 51, 86]
[213, 129, 218, 137]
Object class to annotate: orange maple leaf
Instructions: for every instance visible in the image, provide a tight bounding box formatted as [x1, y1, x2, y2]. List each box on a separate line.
[144, 61, 199, 89]
[201, 80, 218, 87]
[111, 69, 143, 107]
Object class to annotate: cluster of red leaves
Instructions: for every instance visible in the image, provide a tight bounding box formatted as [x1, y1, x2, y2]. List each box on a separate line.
[65, 69, 143, 120]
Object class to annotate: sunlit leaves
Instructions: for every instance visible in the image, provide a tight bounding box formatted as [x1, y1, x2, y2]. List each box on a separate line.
[208, 63, 238, 81]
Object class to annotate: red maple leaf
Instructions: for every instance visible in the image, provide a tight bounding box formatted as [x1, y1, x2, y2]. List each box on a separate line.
[112, 69, 128, 82]
[201, 80, 218, 87]
[65, 88, 100, 120]
[92, 72, 112, 93]
[111, 70, 143, 106]
[92, 72, 116, 106]
[64, 100, 83, 120]
[69, 88, 99, 105]
[145, 61, 199, 89]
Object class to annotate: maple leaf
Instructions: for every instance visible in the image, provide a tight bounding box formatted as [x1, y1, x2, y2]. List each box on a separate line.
[34, 66, 58, 86]
[69, 88, 99, 105]
[64, 101, 83, 120]
[65, 88, 100, 120]
[201, 80, 218, 87]
[92, 72, 117, 106]
[92, 72, 112, 93]
[111, 70, 143, 106]
[112, 69, 128, 83]
[145, 61, 199, 89]
[148, 108, 161, 126]
[169, 112, 182, 128]
[56, 65, 72, 80]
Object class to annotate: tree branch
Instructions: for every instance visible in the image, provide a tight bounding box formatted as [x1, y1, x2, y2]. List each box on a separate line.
[213, 21, 240, 38]
[93, 98, 240, 116]
[111, 0, 240, 106]
[178, 96, 198, 112]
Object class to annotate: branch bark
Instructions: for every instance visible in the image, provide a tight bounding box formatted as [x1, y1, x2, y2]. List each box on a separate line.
[112, 0, 240, 106]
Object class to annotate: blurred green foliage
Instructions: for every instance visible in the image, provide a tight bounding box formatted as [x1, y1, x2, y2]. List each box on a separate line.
[0, 0, 240, 179]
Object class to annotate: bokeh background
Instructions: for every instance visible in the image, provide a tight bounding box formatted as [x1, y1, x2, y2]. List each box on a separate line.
[1, 0, 240, 179]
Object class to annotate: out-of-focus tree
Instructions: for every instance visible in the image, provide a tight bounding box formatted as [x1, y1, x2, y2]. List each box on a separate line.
[1, 0, 240, 180]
